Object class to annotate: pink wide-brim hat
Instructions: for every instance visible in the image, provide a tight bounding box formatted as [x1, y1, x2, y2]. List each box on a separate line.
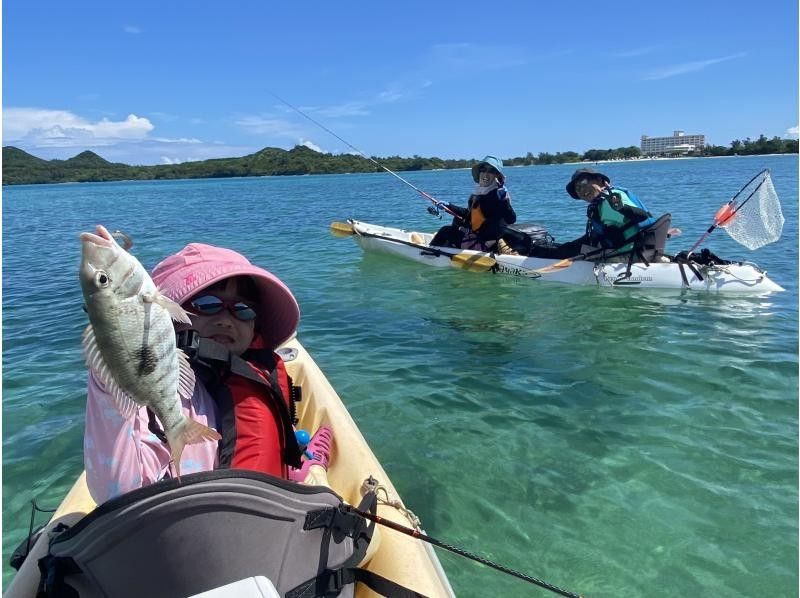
[151, 243, 299, 350]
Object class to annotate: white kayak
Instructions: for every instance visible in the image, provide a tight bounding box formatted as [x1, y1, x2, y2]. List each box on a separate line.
[336, 219, 784, 294]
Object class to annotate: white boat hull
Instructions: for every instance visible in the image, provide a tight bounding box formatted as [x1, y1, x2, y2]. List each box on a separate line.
[348, 220, 784, 293]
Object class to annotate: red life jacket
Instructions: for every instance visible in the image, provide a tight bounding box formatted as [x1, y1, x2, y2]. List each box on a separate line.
[154, 333, 304, 478]
[217, 354, 299, 477]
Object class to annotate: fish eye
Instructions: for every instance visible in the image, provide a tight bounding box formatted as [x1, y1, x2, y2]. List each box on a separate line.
[94, 270, 110, 288]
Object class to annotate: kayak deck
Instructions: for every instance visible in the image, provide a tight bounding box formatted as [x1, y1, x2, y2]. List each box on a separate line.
[6, 339, 454, 598]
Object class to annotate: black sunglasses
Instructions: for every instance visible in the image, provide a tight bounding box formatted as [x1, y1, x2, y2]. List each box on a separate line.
[188, 294, 258, 322]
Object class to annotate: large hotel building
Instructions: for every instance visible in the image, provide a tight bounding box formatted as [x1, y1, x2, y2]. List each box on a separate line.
[640, 130, 706, 156]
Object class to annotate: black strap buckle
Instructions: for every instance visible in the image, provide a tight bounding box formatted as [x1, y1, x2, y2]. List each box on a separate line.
[175, 329, 200, 361]
[322, 568, 348, 594]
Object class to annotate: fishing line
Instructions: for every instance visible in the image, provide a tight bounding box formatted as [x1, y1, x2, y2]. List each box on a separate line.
[267, 91, 458, 217]
[111, 230, 133, 252]
[345, 503, 583, 597]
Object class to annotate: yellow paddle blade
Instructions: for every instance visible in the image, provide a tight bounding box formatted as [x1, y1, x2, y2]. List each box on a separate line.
[451, 253, 496, 272]
[330, 221, 355, 237]
[534, 258, 573, 274]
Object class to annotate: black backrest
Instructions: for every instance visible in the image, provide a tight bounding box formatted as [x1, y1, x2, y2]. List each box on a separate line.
[637, 213, 672, 259]
[40, 471, 360, 598]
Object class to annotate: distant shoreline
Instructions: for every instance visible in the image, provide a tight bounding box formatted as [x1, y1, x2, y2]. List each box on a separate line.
[3, 143, 797, 186]
[4, 153, 795, 189]
[511, 153, 797, 167]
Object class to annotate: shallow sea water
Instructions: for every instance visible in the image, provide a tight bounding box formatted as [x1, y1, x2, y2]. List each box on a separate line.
[3, 154, 797, 596]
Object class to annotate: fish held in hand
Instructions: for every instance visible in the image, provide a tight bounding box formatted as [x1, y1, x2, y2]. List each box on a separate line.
[79, 225, 220, 476]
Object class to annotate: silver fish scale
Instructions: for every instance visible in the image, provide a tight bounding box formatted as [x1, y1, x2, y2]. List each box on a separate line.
[80, 225, 213, 474]
[81, 240, 184, 435]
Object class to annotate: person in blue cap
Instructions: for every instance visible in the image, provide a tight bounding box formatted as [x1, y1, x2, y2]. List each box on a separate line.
[430, 155, 516, 250]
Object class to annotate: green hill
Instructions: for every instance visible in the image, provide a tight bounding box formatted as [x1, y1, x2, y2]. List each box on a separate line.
[63, 150, 114, 167]
[1, 145, 476, 185]
[2, 147, 140, 185]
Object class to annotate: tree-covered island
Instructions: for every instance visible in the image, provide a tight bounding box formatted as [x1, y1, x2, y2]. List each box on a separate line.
[3, 135, 797, 185]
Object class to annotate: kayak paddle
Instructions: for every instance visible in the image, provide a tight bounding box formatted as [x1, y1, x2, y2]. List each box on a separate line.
[529, 245, 614, 274]
[450, 253, 496, 272]
[330, 221, 355, 237]
[331, 221, 496, 272]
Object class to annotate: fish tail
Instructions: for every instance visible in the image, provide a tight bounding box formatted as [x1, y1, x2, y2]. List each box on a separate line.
[166, 418, 222, 477]
[170, 458, 182, 482]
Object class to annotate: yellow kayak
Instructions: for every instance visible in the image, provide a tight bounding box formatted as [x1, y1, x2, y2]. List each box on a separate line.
[5, 338, 455, 597]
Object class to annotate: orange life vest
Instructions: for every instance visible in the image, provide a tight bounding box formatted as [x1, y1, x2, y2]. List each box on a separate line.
[470, 200, 487, 231]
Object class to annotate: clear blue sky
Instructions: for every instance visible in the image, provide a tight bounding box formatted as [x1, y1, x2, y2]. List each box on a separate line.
[3, 1, 798, 165]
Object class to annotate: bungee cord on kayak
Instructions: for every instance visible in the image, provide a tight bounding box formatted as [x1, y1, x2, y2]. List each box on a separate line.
[267, 91, 460, 218]
[9, 500, 57, 572]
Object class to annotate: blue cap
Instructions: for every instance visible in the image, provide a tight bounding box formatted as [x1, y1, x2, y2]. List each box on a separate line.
[471, 155, 505, 184]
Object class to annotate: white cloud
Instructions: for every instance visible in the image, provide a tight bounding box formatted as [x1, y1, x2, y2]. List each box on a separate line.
[786, 126, 799, 139]
[643, 53, 746, 80]
[285, 89, 409, 120]
[315, 102, 371, 118]
[234, 115, 304, 137]
[93, 114, 154, 138]
[3, 108, 154, 145]
[427, 43, 528, 73]
[2, 106, 255, 165]
[610, 46, 658, 58]
[299, 139, 324, 153]
[124, 25, 142, 34]
[152, 136, 202, 144]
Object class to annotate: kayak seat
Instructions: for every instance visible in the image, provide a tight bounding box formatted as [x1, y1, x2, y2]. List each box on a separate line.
[635, 213, 671, 261]
[37, 470, 380, 598]
[588, 213, 673, 263]
[577, 244, 629, 263]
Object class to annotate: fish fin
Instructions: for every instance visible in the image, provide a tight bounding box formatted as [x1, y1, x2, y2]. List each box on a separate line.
[181, 417, 221, 444]
[82, 324, 139, 419]
[166, 418, 222, 477]
[153, 293, 192, 324]
[171, 459, 181, 482]
[177, 350, 196, 401]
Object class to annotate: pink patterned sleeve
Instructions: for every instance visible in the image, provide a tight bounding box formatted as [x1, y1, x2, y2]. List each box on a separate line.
[84, 371, 219, 504]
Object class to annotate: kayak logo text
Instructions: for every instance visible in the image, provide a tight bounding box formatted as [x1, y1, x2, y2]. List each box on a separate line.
[496, 265, 542, 279]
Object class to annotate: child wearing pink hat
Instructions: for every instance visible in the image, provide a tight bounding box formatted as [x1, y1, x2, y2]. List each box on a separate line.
[85, 243, 332, 504]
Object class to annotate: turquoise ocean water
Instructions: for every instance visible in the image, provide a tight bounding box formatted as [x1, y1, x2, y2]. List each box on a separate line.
[2, 155, 798, 596]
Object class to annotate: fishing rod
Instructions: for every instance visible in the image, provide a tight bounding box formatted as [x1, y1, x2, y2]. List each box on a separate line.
[344, 503, 583, 597]
[267, 91, 459, 218]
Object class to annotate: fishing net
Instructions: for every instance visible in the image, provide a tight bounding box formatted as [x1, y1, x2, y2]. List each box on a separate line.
[720, 170, 784, 250]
